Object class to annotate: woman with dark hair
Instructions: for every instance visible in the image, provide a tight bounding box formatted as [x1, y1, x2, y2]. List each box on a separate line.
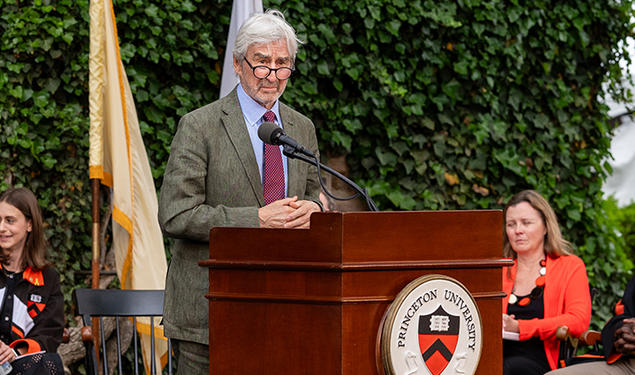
[0, 187, 64, 375]
[502, 190, 591, 375]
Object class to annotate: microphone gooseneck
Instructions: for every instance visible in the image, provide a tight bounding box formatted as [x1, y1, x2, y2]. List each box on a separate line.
[256, 122, 379, 211]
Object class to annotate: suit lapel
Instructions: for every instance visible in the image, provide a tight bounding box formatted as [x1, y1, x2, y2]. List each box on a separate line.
[221, 90, 265, 206]
[280, 104, 303, 198]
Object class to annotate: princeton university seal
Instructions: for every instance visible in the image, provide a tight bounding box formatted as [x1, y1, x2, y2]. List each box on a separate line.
[381, 275, 483, 375]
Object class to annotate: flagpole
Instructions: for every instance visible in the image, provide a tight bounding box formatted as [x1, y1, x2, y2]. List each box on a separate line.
[90, 178, 102, 369]
[91, 178, 101, 289]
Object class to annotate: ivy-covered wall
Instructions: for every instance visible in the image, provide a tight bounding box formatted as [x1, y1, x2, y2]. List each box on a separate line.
[1, 0, 633, 327]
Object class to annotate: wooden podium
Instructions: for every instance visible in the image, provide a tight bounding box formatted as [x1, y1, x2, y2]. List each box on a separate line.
[200, 210, 510, 374]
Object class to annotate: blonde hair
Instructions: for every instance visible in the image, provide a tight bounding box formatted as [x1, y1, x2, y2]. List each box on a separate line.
[502, 190, 573, 258]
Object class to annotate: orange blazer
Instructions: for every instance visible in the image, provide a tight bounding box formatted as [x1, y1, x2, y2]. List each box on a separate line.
[502, 254, 592, 370]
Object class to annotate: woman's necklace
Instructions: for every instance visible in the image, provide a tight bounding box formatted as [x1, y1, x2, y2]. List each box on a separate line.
[509, 258, 546, 306]
[1, 264, 17, 279]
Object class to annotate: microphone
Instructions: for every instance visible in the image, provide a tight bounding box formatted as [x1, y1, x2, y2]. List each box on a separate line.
[257, 122, 316, 158]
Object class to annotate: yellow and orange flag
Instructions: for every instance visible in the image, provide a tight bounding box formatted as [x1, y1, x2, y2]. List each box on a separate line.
[88, 0, 168, 371]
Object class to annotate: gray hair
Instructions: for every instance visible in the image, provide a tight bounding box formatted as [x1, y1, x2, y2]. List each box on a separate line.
[233, 9, 302, 63]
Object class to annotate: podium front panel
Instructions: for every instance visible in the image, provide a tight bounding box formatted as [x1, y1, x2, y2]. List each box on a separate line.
[203, 211, 508, 374]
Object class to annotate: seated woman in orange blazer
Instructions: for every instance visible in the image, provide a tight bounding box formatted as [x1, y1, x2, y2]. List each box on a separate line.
[502, 190, 591, 375]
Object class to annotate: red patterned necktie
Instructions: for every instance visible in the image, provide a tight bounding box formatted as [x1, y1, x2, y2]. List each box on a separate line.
[262, 111, 285, 204]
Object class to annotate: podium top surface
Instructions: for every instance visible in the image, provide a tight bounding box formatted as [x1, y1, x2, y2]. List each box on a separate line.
[208, 210, 503, 265]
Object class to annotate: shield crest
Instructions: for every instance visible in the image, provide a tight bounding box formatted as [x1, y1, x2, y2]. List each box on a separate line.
[418, 306, 460, 375]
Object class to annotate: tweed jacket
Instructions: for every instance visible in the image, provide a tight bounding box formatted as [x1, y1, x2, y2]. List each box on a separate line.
[158, 87, 321, 345]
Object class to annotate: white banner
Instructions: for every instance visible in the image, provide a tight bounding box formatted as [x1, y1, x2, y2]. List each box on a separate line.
[219, 0, 263, 98]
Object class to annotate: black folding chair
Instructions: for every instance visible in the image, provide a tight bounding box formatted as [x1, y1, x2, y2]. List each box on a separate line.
[73, 288, 173, 375]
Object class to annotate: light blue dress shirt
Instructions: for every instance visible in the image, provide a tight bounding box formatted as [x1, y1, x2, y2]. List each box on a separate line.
[236, 83, 289, 196]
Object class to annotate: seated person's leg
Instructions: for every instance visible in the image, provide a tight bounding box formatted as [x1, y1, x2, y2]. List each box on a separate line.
[503, 354, 550, 375]
[10, 352, 64, 375]
[545, 358, 634, 375]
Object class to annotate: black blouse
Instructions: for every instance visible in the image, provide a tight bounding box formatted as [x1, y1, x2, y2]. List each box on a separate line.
[503, 286, 550, 369]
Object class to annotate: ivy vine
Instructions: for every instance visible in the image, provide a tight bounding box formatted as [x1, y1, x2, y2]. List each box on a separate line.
[1, 0, 633, 329]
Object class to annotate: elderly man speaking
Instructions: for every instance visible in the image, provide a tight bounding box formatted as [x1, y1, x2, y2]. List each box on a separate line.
[158, 9, 322, 374]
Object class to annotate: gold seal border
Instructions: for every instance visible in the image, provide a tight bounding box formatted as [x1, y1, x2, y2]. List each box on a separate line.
[380, 274, 484, 375]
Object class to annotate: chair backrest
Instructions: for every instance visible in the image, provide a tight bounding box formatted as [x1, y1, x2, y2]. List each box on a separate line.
[556, 284, 600, 367]
[73, 288, 173, 375]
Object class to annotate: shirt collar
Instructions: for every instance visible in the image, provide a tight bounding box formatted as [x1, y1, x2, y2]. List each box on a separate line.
[0, 264, 44, 286]
[236, 83, 281, 128]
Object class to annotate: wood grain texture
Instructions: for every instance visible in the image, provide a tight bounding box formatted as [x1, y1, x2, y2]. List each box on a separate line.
[203, 211, 511, 374]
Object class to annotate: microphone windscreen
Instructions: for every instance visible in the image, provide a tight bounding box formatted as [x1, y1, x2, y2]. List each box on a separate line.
[257, 122, 282, 144]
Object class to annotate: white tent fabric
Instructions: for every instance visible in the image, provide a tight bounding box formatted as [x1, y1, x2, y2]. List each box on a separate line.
[603, 118, 635, 206]
[219, 0, 263, 98]
[602, 37, 635, 207]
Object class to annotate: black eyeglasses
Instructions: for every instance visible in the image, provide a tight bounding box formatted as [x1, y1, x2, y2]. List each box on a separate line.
[243, 57, 294, 80]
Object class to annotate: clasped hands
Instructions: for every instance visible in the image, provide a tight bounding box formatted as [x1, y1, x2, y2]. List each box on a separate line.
[258, 196, 320, 229]
[614, 317, 635, 356]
